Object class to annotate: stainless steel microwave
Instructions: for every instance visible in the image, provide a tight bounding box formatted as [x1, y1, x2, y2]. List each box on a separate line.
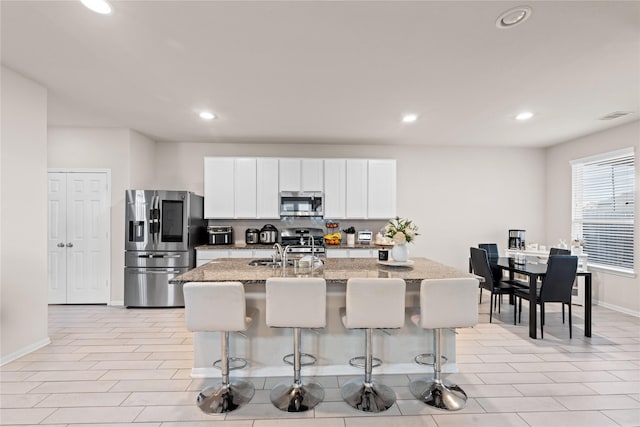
[279, 191, 324, 217]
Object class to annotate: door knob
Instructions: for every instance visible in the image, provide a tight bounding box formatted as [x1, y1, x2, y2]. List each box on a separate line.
[57, 242, 65, 247]
[66, 243, 73, 247]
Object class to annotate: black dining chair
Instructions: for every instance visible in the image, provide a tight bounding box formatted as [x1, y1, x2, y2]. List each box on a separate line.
[479, 243, 503, 292]
[514, 255, 578, 338]
[549, 247, 571, 256]
[470, 247, 514, 323]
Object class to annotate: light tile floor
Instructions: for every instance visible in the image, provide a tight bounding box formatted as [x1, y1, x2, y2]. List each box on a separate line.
[1, 295, 639, 426]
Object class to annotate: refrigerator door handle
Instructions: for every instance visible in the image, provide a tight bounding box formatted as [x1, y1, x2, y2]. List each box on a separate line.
[133, 269, 180, 274]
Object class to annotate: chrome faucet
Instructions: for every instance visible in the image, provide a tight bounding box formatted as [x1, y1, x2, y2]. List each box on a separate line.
[273, 243, 283, 264]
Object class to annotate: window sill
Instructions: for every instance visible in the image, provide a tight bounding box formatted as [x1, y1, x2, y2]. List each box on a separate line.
[587, 264, 636, 278]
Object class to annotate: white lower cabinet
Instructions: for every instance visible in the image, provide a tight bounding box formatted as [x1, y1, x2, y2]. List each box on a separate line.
[326, 248, 377, 258]
[196, 248, 275, 266]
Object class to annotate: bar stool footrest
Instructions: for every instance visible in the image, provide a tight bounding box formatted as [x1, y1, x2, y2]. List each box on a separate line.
[213, 357, 248, 371]
[414, 353, 448, 366]
[349, 355, 382, 369]
[283, 352, 317, 366]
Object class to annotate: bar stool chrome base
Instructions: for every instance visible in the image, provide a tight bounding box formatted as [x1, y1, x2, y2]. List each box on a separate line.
[409, 377, 467, 411]
[341, 378, 396, 413]
[196, 380, 255, 414]
[270, 381, 324, 412]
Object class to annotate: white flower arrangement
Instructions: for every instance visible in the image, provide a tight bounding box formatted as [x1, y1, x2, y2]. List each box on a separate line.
[384, 216, 419, 244]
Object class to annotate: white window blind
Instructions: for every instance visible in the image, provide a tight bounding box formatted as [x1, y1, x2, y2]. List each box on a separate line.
[571, 148, 635, 274]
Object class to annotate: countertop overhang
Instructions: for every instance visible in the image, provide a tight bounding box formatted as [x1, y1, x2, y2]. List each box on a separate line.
[173, 256, 474, 285]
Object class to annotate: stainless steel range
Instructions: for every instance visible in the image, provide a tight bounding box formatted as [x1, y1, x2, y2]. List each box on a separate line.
[280, 227, 325, 256]
[124, 190, 206, 307]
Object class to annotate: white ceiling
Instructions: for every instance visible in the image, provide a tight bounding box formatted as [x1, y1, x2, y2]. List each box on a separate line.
[2, 1, 639, 147]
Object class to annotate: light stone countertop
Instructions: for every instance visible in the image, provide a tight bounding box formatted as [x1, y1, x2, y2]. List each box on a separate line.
[173, 256, 475, 285]
[196, 243, 383, 250]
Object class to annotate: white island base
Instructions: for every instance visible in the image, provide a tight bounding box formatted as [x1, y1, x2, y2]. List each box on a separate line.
[190, 285, 458, 378]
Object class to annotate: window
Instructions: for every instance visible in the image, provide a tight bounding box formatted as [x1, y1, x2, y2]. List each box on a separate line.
[571, 148, 635, 275]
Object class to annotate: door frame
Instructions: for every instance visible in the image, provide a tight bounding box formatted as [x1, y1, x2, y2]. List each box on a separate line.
[48, 168, 112, 304]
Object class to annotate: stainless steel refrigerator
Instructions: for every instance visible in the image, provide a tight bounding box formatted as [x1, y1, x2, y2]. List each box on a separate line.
[124, 190, 206, 307]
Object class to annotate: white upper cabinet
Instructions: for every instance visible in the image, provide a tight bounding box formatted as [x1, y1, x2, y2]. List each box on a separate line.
[346, 159, 368, 218]
[367, 159, 397, 219]
[279, 158, 324, 192]
[301, 159, 324, 191]
[204, 157, 235, 219]
[324, 159, 346, 218]
[256, 158, 279, 218]
[279, 158, 301, 191]
[234, 158, 257, 218]
[205, 156, 395, 219]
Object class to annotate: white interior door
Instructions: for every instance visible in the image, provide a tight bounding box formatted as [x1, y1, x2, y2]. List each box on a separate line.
[47, 171, 110, 304]
[47, 173, 67, 304]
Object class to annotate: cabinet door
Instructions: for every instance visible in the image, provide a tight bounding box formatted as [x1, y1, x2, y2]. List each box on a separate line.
[348, 249, 377, 258]
[234, 158, 257, 218]
[325, 249, 349, 259]
[279, 158, 301, 191]
[257, 158, 279, 218]
[346, 159, 368, 218]
[196, 249, 231, 266]
[229, 250, 254, 258]
[204, 157, 235, 218]
[324, 159, 346, 218]
[367, 159, 396, 219]
[301, 159, 324, 191]
[253, 249, 275, 258]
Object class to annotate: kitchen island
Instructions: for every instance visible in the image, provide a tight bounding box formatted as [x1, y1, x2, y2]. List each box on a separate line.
[173, 257, 477, 378]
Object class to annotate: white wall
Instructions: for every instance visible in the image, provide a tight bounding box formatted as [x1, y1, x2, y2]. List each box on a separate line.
[155, 142, 546, 270]
[546, 121, 640, 314]
[128, 130, 157, 189]
[1, 66, 49, 363]
[47, 128, 156, 303]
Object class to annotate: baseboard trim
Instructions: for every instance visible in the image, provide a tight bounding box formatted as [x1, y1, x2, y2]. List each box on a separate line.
[109, 300, 124, 306]
[0, 337, 51, 366]
[595, 300, 640, 317]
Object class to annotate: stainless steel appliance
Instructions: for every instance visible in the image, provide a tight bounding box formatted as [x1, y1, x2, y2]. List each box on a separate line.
[281, 227, 325, 256]
[358, 230, 373, 245]
[259, 224, 279, 244]
[245, 228, 260, 244]
[124, 190, 205, 307]
[279, 191, 324, 217]
[508, 229, 526, 249]
[208, 226, 233, 245]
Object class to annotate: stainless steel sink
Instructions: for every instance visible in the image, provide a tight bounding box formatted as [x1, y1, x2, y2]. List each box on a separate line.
[248, 258, 279, 267]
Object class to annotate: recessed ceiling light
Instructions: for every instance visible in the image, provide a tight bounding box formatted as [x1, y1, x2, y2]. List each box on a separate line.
[496, 6, 532, 29]
[199, 112, 216, 120]
[81, 0, 112, 15]
[402, 114, 418, 123]
[515, 111, 534, 121]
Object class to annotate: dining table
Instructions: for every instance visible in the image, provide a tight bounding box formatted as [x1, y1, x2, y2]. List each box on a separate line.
[492, 257, 592, 339]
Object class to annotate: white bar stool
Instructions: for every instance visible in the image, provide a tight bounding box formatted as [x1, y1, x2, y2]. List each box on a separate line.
[341, 278, 406, 413]
[409, 278, 479, 410]
[266, 277, 327, 412]
[183, 281, 255, 414]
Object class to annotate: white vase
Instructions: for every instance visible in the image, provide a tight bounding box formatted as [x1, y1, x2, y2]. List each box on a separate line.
[391, 243, 409, 262]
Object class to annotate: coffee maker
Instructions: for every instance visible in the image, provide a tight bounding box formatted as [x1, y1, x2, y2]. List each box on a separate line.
[508, 229, 526, 249]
